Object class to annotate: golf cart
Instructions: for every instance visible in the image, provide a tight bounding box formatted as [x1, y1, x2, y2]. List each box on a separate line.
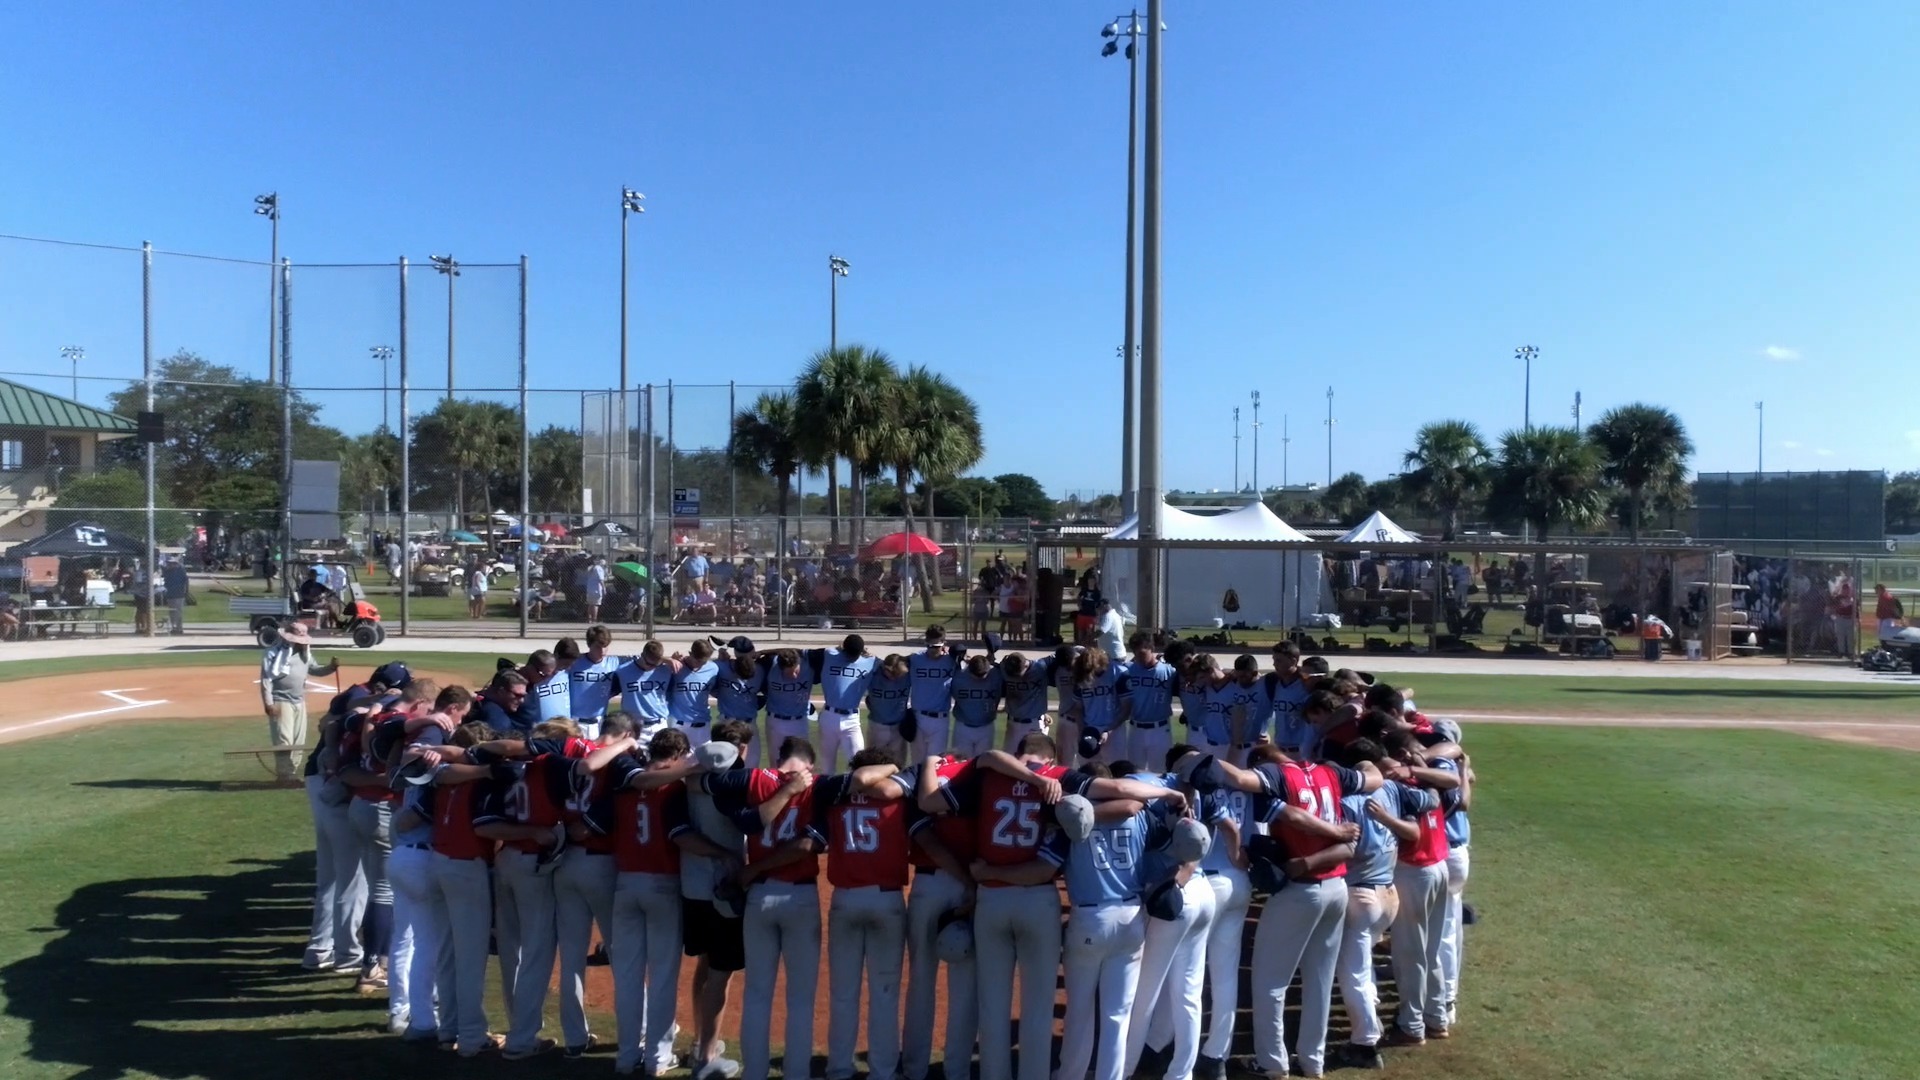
[230, 560, 386, 649]
[1541, 580, 1614, 657]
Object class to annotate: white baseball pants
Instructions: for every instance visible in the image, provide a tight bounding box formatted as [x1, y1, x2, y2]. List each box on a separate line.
[1055, 901, 1146, 1080]
[387, 843, 440, 1032]
[675, 719, 711, 750]
[1126, 724, 1173, 775]
[1251, 877, 1346, 1078]
[1199, 866, 1252, 1060]
[868, 722, 910, 764]
[428, 852, 494, 1054]
[1336, 882, 1398, 1048]
[1124, 877, 1216, 1080]
[1440, 844, 1470, 1011]
[554, 851, 617, 1049]
[1392, 861, 1449, 1037]
[827, 885, 907, 1080]
[949, 723, 997, 760]
[496, 848, 559, 1055]
[903, 870, 975, 1080]
[973, 883, 1061, 1080]
[742, 880, 821, 1080]
[760, 716, 810, 768]
[817, 708, 866, 772]
[911, 712, 951, 760]
[305, 775, 365, 968]
[1002, 716, 1048, 754]
[611, 871, 685, 1075]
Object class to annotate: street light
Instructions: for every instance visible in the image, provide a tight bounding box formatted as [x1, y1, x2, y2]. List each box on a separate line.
[1755, 401, 1765, 473]
[430, 255, 460, 400]
[254, 193, 279, 383]
[621, 188, 646, 515]
[1515, 344, 1539, 430]
[370, 345, 394, 430]
[1103, 11, 1144, 517]
[1233, 406, 1241, 492]
[1250, 389, 1262, 495]
[1324, 386, 1335, 487]
[60, 345, 83, 401]
[829, 255, 850, 352]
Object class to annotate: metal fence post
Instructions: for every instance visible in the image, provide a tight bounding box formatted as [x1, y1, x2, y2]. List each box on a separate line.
[399, 257, 411, 636]
[518, 255, 530, 640]
[728, 379, 737, 559]
[142, 242, 155, 638]
[279, 258, 293, 604]
[643, 384, 656, 640]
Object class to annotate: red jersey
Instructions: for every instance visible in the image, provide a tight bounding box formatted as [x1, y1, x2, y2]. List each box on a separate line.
[1398, 792, 1450, 868]
[1267, 760, 1349, 881]
[816, 772, 912, 890]
[340, 712, 397, 803]
[499, 755, 573, 854]
[613, 781, 685, 874]
[562, 768, 618, 856]
[431, 781, 492, 862]
[910, 758, 977, 870]
[747, 781, 819, 885]
[945, 759, 1086, 886]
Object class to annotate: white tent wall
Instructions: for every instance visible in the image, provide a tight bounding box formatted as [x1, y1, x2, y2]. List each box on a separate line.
[1105, 544, 1326, 630]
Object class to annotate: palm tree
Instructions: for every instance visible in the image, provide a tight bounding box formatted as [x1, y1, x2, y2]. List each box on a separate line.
[874, 365, 984, 611]
[1587, 404, 1694, 541]
[1401, 420, 1490, 540]
[1322, 472, 1371, 524]
[1488, 426, 1607, 581]
[793, 345, 898, 542]
[729, 391, 804, 520]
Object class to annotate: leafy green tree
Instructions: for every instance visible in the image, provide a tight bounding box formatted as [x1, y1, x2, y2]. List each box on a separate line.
[793, 346, 897, 539]
[1488, 426, 1608, 579]
[339, 429, 401, 516]
[873, 365, 984, 609]
[1587, 404, 1695, 541]
[529, 426, 584, 514]
[1886, 471, 1920, 532]
[929, 476, 1007, 519]
[408, 399, 518, 522]
[198, 474, 281, 538]
[993, 473, 1053, 522]
[48, 468, 190, 542]
[1321, 472, 1371, 523]
[729, 392, 804, 519]
[1401, 419, 1490, 540]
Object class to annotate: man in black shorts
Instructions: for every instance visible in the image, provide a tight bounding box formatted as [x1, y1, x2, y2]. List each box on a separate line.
[673, 719, 756, 1079]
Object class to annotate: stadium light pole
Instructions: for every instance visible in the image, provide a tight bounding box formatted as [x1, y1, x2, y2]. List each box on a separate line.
[622, 188, 646, 516]
[1103, 12, 1144, 517]
[1516, 344, 1539, 430]
[1233, 406, 1240, 492]
[254, 193, 279, 383]
[1282, 414, 1290, 488]
[1755, 400, 1764, 473]
[431, 255, 460, 400]
[1250, 389, 1261, 496]
[60, 345, 83, 401]
[371, 345, 394, 431]
[1135, 0, 1166, 629]
[829, 255, 850, 351]
[1324, 386, 1335, 487]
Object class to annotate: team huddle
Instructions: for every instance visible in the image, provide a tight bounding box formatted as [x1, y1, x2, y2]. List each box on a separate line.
[299, 625, 1475, 1080]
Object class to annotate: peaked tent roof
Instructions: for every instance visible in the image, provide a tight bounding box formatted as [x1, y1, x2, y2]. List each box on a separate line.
[1107, 500, 1314, 543]
[1337, 510, 1422, 544]
[12, 521, 147, 557]
[0, 379, 137, 433]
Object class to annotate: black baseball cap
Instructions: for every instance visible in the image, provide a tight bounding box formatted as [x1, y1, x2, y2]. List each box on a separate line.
[371, 661, 412, 689]
[709, 634, 756, 653]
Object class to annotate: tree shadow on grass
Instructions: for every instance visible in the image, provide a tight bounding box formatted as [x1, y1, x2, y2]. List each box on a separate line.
[0, 853, 481, 1080]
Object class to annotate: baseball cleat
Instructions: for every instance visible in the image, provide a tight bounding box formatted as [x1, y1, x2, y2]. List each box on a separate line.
[502, 1038, 558, 1061]
[694, 1055, 743, 1080]
[300, 953, 334, 972]
[387, 1012, 411, 1034]
[561, 1034, 599, 1060]
[458, 1034, 507, 1058]
[1338, 1044, 1384, 1070]
[354, 962, 388, 994]
[1194, 1054, 1227, 1080]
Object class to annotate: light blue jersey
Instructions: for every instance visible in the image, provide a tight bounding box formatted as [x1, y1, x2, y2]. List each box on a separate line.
[668, 660, 719, 725]
[532, 667, 573, 722]
[866, 672, 911, 727]
[712, 664, 764, 722]
[614, 657, 673, 724]
[909, 649, 963, 715]
[1197, 680, 1241, 745]
[1070, 668, 1124, 734]
[812, 649, 877, 714]
[1262, 673, 1314, 752]
[1178, 677, 1215, 737]
[567, 654, 622, 720]
[761, 660, 814, 721]
[950, 667, 1004, 729]
[1042, 800, 1172, 906]
[1199, 786, 1254, 875]
[1119, 659, 1177, 726]
[1001, 657, 1054, 722]
[1343, 782, 1435, 887]
[1210, 678, 1269, 743]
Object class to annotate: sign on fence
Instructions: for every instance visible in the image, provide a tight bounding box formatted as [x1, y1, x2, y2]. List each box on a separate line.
[672, 487, 702, 531]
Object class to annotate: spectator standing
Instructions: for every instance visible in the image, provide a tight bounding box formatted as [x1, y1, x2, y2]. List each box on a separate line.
[1831, 575, 1858, 657]
[162, 557, 190, 636]
[1875, 583, 1906, 640]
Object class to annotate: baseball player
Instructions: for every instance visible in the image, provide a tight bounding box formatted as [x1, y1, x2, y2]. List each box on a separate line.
[1064, 646, 1124, 764]
[1220, 654, 1271, 763]
[1187, 746, 1376, 1079]
[809, 633, 876, 771]
[756, 649, 815, 768]
[674, 719, 758, 1080]
[997, 652, 1054, 753]
[304, 669, 393, 975]
[474, 669, 531, 736]
[864, 654, 914, 760]
[712, 643, 766, 736]
[932, 739, 1184, 1080]
[1121, 787, 1218, 1080]
[418, 728, 515, 1057]
[548, 715, 637, 1060]
[1118, 633, 1177, 769]
[709, 734, 823, 1080]
[601, 727, 697, 1077]
[1383, 731, 1462, 1045]
[814, 748, 917, 1080]
[1048, 644, 1082, 764]
[948, 653, 1005, 759]
[1438, 747, 1472, 1030]
[908, 625, 963, 757]
[615, 639, 677, 740]
[1261, 642, 1313, 757]
[1193, 749, 1254, 1080]
[381, 685, 475, 1037]
[668, 639, 720, 747]
[1184, 654, 1233, 761]
[535, 639, 580, 722]
[1045, 786, 1201, 1080]
[902, 754, 979, 1080]
[568, 626, 623, 740]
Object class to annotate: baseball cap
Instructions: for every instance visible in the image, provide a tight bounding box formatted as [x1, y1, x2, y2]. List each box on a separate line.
[710, 634, 757, 653]
[695, 740, 740, 771]
[711, 879, 746, 919]
[1245, 834, 1293, 895]
[1145, 878, 1185, 921]
[1077, 731, 1105, 762]
[371, 661, 413, 689]
[1055, 795, 1095, 843]
[1163, 818, 1212, 864]
[935, 913, 974, 963]
[1172, 750, 1217, 789]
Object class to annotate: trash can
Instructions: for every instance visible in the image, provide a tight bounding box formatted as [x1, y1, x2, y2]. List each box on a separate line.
[1642, 637, 1662, 662]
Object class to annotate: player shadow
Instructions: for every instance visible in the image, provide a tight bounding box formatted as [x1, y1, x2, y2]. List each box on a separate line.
[71, 778, 234, 793]
[0, 852, 464, 1080]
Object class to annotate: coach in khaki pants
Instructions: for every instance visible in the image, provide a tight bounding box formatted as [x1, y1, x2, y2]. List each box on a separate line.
[260, 620, 338, 781]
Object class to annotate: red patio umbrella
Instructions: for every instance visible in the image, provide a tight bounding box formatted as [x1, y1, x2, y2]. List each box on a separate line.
[865, 531, 944, 558]
[536, 522, 570, 538]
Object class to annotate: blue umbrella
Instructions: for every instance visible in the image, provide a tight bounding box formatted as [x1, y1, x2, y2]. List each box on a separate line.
[448, 530, 482, 544]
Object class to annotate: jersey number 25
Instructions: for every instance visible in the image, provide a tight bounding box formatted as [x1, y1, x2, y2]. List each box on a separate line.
[990, 798, 1041, 847]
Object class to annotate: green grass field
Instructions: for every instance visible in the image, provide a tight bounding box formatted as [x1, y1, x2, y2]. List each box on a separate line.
[1, 704, 1916, 1078]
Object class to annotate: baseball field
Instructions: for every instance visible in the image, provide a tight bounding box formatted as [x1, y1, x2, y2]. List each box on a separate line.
[0, 650, 1915, 1079]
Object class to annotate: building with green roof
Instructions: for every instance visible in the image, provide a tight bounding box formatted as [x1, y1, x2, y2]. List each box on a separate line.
[0, 380, 136, 540]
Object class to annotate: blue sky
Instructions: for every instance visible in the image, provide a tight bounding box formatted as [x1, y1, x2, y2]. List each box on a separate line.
[3, 0, 1917, 498]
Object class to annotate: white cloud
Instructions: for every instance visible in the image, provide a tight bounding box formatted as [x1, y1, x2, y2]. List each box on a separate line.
[1781, 440, 1802, 450]
[1816, 448, 1834, 457]
[1761, 345, 1801, 362]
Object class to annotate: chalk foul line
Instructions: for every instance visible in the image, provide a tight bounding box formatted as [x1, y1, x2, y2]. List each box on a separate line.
[0, 689, 170, 735]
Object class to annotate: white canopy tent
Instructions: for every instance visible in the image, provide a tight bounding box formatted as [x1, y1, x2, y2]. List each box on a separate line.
[1337, 510, 1422, 545]
[1103, 502, 1328, 629]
